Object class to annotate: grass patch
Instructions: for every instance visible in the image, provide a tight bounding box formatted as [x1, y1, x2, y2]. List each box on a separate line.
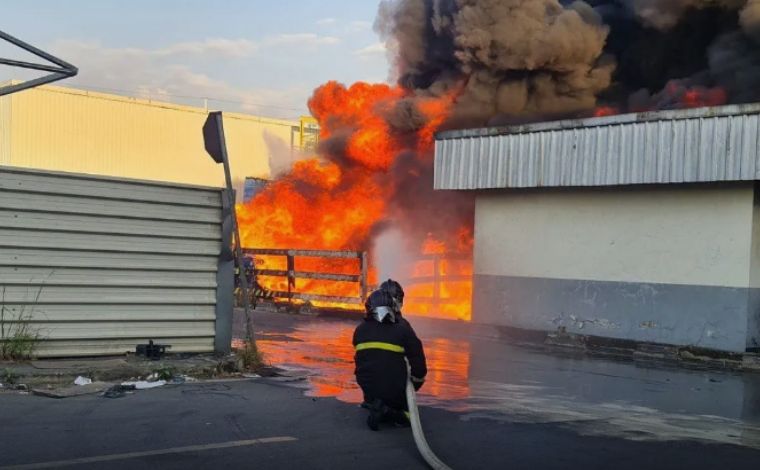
[1, 287, 43, 361]
[2, 368, 19, 385]
[152, 366, 177, 381]
[236, 339, 265, 372]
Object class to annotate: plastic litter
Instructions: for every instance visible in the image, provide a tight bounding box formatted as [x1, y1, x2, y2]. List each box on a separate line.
[74, 376, 92, 386]
[121, 380, 166, 390]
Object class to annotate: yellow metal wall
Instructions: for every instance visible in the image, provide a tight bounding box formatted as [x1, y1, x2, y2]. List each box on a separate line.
[0, 84, 300, 186]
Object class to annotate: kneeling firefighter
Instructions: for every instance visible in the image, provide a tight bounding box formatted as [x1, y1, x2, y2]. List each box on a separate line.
[353, 283, 427, 431]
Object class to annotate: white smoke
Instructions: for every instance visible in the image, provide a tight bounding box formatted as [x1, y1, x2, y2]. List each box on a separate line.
[372, 228, 415, 284]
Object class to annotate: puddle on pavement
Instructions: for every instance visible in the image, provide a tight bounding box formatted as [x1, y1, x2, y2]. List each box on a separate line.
[255, 321, 471, 405]
[246, 314, 760, 450]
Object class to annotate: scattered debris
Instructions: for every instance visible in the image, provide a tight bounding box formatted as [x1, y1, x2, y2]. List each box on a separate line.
[135, 340, 171, 360]
[121, 380, 166, 390]
[74, 376, 92, 386]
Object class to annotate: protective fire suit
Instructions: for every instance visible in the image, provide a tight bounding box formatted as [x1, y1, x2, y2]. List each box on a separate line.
[352, 298, 427, 413]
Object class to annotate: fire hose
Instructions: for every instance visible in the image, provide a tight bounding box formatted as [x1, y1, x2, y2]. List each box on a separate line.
[406, 359, 453, 470]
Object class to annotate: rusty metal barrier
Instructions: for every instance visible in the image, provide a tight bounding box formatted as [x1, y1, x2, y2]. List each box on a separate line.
[244, 248, 368, 306]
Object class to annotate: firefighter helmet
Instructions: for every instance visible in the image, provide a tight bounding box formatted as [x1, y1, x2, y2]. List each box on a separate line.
[364, 289, 397, 323]
[379, 279, 404, 313]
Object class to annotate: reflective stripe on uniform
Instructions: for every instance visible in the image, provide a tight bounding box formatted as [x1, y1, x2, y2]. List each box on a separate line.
[355, 342, 405, 353]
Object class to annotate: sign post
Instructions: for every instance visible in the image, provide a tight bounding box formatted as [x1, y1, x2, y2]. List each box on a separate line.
[203, 111, 255, 343]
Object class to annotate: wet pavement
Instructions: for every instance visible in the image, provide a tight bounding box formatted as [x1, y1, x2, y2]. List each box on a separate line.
[2, 311, 759, 469]
[239, 308, 760, 450]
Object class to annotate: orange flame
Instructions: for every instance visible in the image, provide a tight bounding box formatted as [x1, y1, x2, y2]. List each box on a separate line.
[594, 106, 619, 117]
[236, 81, 472, 319]
[680, 87, 727, 108]
[597, 84, 729, 117]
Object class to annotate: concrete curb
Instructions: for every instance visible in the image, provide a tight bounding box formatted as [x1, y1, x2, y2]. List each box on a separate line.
[543, 330, 758, 372]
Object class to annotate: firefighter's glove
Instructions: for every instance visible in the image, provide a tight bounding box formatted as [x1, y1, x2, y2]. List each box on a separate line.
[411, 376, 425, 391]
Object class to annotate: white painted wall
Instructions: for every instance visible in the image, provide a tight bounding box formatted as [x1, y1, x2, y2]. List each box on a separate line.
[474, 183, 755, 289]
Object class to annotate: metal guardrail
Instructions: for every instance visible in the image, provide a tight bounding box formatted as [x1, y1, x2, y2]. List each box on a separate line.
[244, 248, 368, 305]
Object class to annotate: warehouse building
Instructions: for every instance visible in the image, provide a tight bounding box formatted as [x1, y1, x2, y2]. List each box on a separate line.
[435, 104, 760, 354]
[0, 82, 317, 188]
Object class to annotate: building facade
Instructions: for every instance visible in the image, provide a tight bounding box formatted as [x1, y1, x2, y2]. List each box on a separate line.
[435, 104, 760, 353]
[0, 83, 316, 188]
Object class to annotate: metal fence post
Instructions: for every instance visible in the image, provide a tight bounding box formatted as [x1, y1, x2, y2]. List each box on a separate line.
[213, 188, 235, 354]
[360, 251, 368, 301]
[433, 255, 441, 308]
[287, 253, 295, 308]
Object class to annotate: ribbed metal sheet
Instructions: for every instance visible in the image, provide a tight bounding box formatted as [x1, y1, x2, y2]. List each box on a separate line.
[0, 83, 296, 187]
[0, 166, 226, 357]
[434, 103, 760, 190]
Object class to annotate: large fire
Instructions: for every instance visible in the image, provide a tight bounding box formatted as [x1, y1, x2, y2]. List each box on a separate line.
[596, 83, 729, 116]
[235, 0, 754, 323]
[236, 81, 473, 321]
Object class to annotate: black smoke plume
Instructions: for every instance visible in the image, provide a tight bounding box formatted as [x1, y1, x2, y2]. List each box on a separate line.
[253, 1, 760, 262]
[376, 0, 760, 126]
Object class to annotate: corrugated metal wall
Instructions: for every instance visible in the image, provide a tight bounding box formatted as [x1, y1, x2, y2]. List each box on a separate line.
[0, 84, 298, 188]
[435, 104, 760, 190]
[0, 166, 231, 357]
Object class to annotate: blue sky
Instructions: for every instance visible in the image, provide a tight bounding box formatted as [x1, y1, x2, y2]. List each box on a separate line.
[2, 0, 390, 118]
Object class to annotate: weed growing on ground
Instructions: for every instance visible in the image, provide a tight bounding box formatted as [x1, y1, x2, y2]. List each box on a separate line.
[0, 287, 43, 360]
[2, 368, 19, 385]
[152, 366, 177, 381]
[236, 339, 265, 372]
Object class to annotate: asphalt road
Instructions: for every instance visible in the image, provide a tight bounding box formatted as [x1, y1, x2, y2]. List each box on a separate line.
[3, 308, 760, 469]
[1, 375, 760, 469]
